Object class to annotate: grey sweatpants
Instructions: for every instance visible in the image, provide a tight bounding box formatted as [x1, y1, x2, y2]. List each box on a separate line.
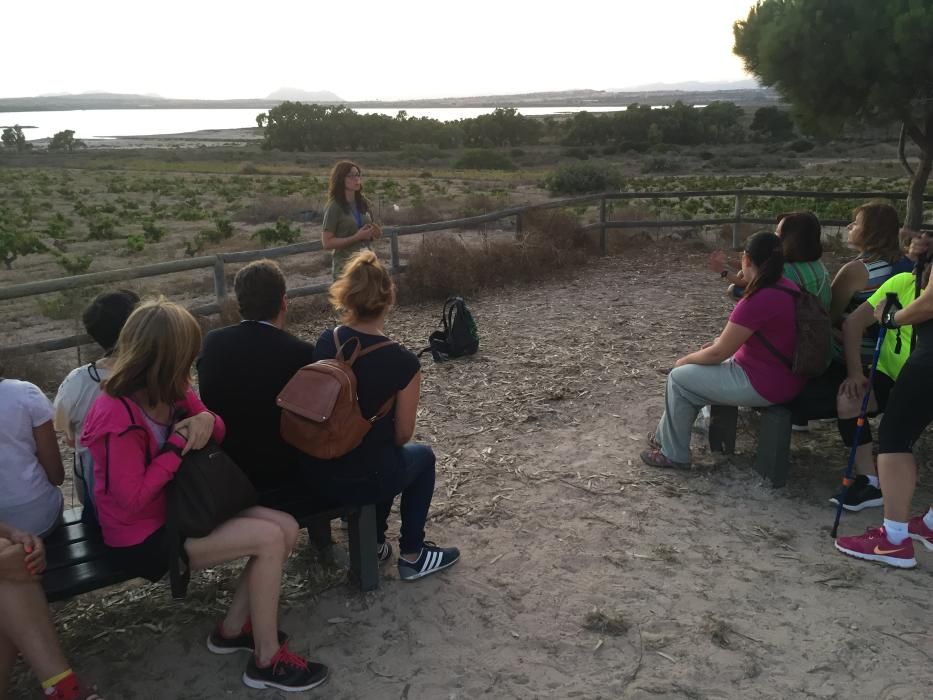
[655, 359, 771, 463]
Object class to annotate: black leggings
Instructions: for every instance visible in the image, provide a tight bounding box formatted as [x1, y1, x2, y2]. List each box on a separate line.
[878, 359, 933, 454]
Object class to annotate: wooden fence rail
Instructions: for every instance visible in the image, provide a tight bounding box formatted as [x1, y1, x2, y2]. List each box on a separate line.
[2, 188, 929, 358]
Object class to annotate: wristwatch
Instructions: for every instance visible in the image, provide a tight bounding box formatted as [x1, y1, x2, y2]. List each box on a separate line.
[720, 270, 729, 279]
[881, 306, 900, 329]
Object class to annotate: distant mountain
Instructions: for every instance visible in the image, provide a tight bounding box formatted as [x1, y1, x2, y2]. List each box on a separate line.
[266, 88, 343, 102]
[615, 79, 762, 92]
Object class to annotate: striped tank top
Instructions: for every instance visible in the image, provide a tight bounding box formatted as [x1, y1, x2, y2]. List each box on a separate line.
[834, 255, 914, 364]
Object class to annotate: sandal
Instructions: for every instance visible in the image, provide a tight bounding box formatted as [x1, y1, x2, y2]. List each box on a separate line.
[640, 448, 689, 470]
[647, 432, 661, 450]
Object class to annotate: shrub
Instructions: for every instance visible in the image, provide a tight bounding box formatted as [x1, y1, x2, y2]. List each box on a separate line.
[544, 162, 619, 195]
[452, 149, 517, 171]
[45, 213, 73, 239]
[252, 217, 300, 247]
[399, 209, 585, 300]
[142, 220, 165, 242]
[509, 148, 525, 158]
[184, 235, 205, 257]
[125, 234, 145, 253]
[210, 217, 234, 240]
[86, 217, 116, 240]
[53, 253, 92, 276]
[789, 139, 815, 153]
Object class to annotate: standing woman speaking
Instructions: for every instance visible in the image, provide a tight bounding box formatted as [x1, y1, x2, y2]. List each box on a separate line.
[321, 161, 381, 279]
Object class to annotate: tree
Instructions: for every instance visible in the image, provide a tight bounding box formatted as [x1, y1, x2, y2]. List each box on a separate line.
[48, 129, 86, 152]
[1, 125, 31, 152]
[749, 107, 794, 141]
[734, 0, 933, 228]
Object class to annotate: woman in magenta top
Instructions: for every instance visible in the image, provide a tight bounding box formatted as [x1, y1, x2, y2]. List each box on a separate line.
[81, 299, 328, 693]
[642, 231, 805, 468]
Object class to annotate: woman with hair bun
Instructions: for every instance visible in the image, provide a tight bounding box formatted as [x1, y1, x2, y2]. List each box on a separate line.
[642, 232, 805, 468]
[302, 250, 460, 581]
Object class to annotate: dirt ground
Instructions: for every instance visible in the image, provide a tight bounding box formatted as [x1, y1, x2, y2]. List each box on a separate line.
[10, 241, 933, 699]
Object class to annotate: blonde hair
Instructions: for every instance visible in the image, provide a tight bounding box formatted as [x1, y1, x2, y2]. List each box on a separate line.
[104, 298, 202, 405]
[328, 250, 394, 323]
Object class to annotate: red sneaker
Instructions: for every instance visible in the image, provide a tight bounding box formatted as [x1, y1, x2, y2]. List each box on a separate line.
[908, 515, 933, 552]
[835, 527, 917, 569]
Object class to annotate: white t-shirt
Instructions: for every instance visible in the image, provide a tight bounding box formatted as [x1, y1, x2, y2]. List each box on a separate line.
[54, 363, 110, 503]
[0, 378, 63, 535]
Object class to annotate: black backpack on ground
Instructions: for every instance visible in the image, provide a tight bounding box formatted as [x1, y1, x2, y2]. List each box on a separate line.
[418, 297, 479, 362]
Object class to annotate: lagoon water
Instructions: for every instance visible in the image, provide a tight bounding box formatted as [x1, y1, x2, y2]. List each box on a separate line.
[1, 105, 645, 141]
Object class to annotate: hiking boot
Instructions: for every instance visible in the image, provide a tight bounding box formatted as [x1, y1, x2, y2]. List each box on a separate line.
[242, 643, 329, 692]
[377, 541, 393, 564]
[908, 515, 933, 551]
[828, 475, 883, 512]
[398, 542, 460, 581]
[640, 448, 689, 470]
[834, 527, 917, 569]
[207, 620, 287, 655]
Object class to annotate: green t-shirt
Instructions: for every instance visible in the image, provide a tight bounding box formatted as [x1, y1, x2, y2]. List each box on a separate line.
[783, 261, 831, 310]
[322, 198, 373, 278]
[866, 272, 918, 380]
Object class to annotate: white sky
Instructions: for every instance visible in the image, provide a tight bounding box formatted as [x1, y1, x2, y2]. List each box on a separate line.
[4, 0, 756, 101]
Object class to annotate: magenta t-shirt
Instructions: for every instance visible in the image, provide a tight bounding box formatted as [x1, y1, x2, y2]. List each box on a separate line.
[730, 280, 806, 404]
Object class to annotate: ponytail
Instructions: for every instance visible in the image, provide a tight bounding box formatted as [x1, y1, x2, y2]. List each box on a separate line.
[743, 231, 785, 298]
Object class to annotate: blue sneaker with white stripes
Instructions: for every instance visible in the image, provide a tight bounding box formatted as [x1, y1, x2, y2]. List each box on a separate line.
[397, 542, 460, 581]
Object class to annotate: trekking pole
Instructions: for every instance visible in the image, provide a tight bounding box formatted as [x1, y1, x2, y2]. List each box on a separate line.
[831, 292, 898, 538]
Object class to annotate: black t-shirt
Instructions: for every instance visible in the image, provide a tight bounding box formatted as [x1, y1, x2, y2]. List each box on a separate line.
[197, 321, 315, 488]
[313, 326, 420, 457]
[911, 316, 933, 365]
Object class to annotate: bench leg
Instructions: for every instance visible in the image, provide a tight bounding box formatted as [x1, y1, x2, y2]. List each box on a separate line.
[347, 505, 379, 592]
[307, 518, 334, 566]
[708, 405, 737, 454]
[754, 406, 792, 487]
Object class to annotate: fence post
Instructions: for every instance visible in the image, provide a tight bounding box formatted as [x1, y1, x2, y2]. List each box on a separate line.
[389, 229, 400, 272]
[213, 256, 227, 305]
[599, 198, 608, 255]
[732, 191, 745, 249]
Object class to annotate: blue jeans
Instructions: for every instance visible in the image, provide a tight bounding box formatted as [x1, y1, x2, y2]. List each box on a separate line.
[302, 443, 436, 554]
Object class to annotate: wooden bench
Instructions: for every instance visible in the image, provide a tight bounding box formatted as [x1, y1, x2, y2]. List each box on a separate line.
[708, 404, 793, 487]
[43, 499, 379, 604]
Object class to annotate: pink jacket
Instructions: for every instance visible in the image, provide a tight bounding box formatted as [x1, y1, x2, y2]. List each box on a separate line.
[81, 389, 226, 547]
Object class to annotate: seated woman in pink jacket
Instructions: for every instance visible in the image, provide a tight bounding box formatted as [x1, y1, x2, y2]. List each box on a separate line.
[81, 299, 328, 694]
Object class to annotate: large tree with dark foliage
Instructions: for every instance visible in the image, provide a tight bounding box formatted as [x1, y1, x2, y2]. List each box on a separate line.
[734, 0, 933, 228]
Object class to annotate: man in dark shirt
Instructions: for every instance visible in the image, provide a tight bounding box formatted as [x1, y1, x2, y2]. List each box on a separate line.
[197, 259, 315, 490]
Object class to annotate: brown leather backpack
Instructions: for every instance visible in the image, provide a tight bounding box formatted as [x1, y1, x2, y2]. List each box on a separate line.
[277, 328, 396, 459]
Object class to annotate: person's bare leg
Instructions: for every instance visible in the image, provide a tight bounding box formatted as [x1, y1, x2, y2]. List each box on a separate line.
[239, 506, 300, 553]
[877, 453, 916, 522]
[0, 580, 70, 685]
[837, 391, 878, 476]
[185, 517, 287, 664]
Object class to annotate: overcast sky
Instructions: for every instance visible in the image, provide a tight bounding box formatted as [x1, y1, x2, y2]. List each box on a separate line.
[3, 0, 757, 101]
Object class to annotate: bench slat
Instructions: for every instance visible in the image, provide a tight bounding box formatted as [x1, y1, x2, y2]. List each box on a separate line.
[43, 560, 134, 603]
[45, 539, 112, 573]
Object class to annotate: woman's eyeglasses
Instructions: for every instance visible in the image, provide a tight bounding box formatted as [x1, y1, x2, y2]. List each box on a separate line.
[345, 172, 362, 179]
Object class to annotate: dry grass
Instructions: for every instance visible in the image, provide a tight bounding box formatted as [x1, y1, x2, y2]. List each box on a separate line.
[398, 208, 587, 301]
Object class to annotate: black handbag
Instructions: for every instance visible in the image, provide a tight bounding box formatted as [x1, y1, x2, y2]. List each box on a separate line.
[166, 439, 257, 598]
